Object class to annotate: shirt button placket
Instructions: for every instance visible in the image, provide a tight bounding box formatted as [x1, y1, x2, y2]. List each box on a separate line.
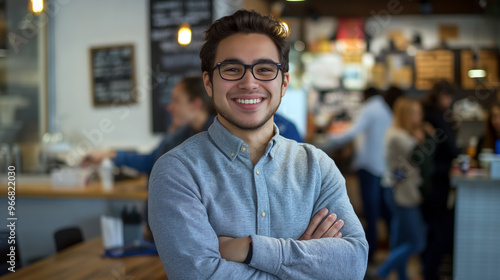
[254, 164, 270, 235]
[256, 173, 265, 217]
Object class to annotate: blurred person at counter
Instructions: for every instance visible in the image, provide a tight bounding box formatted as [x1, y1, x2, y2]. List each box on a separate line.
[149, 10, 368, 279]
[476, 102, 500, 156]
[323, 86, 393, 264]
[82, 76, 216, 174]
[420, 80, 459, 280]
[376, 98, 432, 280]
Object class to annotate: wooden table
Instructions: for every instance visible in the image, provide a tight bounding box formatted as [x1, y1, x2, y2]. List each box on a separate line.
[0, 237, 167, 280]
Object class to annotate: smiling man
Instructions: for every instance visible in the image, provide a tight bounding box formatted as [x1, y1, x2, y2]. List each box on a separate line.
[149, 10, 368, 280]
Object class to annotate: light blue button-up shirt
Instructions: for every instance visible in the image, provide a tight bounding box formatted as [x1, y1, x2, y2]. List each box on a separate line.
[149, 117, 368, 279]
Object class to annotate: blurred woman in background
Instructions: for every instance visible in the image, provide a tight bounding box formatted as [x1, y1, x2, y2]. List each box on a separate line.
[376, 98, 430, 280]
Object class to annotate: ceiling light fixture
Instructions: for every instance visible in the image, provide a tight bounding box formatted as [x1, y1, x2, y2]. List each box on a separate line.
[468, 69, 486, 78]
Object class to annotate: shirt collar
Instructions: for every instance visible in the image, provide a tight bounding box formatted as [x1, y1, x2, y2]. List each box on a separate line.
[208, 116, 280, 161]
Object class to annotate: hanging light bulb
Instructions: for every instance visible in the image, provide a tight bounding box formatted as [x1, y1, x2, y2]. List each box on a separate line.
[30, 0, 44, 14]
[178, 23, 192, 46]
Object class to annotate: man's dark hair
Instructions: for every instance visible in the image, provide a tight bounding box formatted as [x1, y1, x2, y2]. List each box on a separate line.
[180, 76, 216, 115]
[199, 10, 290, 79]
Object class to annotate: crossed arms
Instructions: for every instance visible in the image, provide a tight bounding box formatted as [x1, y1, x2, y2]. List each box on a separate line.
[218, 208, 344, 263]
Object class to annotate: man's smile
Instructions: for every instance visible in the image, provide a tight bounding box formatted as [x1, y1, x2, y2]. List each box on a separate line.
[234, 98, 263, 105]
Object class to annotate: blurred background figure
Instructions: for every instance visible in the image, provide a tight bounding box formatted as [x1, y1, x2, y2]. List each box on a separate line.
[82, 76, 216, 173]
[324, 86, 393, 264]
[376, 98, 431, 280]
[274, 113, 303, 143]
[420, 80, 459, 280]
[476, 102, 500, 156]
[384, 86, 405, 112]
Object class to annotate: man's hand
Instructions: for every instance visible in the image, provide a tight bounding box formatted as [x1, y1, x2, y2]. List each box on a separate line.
[80, 150, 116, 166]
[218, 236, 251, 263]
[299, 208, 344, 240]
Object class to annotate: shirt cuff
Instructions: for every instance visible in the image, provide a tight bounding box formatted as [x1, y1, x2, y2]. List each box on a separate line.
[248, 234, 283, 276]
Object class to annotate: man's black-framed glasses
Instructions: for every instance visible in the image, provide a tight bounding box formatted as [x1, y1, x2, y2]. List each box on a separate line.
[212, 61, 282, 81]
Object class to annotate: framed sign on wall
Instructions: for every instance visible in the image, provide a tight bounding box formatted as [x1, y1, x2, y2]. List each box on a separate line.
[90, 44, 136, 106]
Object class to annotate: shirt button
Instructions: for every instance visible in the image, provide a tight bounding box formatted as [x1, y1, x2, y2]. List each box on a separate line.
[240, 146, 247, 153]
[261, 211, 266, 217]
[230, 152, 235, 157]
[256, 170, 260, 175]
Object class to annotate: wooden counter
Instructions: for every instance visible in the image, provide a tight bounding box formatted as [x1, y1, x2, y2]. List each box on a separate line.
[0, 237, 167, 280]
[0, 175, 148, 200]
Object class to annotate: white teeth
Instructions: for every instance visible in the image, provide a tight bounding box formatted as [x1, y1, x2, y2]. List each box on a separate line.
[235, 98, 262, 104]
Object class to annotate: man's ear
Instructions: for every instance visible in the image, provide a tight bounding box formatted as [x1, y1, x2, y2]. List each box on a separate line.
[281, 72, 290, 98]
[203, 72, 213, 98]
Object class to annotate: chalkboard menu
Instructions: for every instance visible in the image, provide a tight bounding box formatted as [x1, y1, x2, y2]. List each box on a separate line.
[90, 45, 136, 106]
[150, 0, 212, 132]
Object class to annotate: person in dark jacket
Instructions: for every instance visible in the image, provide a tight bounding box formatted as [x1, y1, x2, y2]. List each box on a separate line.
[420, 80, 459, 280]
